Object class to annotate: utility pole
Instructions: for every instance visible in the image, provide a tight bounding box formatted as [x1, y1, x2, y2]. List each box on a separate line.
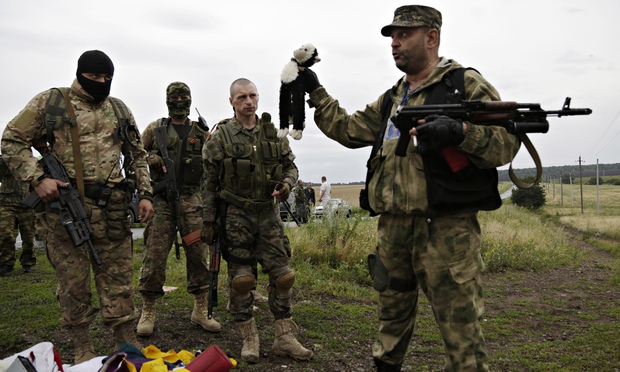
[596, 159, 600, 215]
[559, 171, 564, 207]
[569, 171, 574, 207]
[578, 156, 584, 214]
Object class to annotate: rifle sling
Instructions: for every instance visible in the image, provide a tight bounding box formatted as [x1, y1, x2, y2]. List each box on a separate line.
[57, 89, 86, 203]
[509, 134, 542, 189]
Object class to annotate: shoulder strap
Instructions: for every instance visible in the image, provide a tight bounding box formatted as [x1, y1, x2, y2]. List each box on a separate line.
[218, 119, 234, 146]
[55, 88, 86, 203]
[44, 88, 72, 149]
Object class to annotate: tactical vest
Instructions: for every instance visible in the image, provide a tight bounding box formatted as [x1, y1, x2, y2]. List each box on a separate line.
[150, 118, 207, 194]
[216, 117, 283, 205]
[369, 68, 501, 216]
[421, 68, 501, 215]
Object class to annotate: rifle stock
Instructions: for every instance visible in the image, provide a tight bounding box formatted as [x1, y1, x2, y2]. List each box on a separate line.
[22, 149, 102, 266]
[393, 97, 592, 157]
[153, 126, 184, 259]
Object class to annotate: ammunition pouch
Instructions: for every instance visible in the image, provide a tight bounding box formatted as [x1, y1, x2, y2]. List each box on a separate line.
[84, 184, 112, 207]
[104, 188, 132, 241]
[367, 252, 417, 293]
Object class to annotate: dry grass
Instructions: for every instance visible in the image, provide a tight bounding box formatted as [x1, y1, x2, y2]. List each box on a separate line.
[543, 183, 620, 239]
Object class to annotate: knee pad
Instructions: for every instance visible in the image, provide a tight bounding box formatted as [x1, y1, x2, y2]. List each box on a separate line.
[275, 271, 295, 290]
[231, 274, 256, 295]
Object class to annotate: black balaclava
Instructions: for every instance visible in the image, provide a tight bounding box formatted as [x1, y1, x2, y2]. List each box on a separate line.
[76, 50, 114, 103]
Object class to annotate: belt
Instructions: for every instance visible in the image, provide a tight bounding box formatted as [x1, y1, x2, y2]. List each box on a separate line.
[220, 189, 274, 213]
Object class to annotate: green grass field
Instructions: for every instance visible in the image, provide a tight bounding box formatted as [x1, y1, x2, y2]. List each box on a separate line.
[0, 182, 618, 370]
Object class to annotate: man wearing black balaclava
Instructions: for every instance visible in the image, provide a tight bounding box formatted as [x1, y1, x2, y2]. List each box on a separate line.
[76, 50, 115, 103]
[1, 49, 155, 363]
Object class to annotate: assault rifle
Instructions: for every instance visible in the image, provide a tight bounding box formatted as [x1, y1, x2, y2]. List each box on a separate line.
[153, 126, 184, 259]
[22, 149, 102, 266]
[207, 235, 221, 320]
[393, 97, 592, 157]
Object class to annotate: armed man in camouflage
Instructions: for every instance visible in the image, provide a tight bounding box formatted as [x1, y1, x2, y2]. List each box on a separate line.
[299, 5, 520, 371]
[293, 179, 308, 223]
[1, 50, 154, 364]
[136, 82, 221, 337]
[201, 78, 313, 364]
[0, 157, 37, 276]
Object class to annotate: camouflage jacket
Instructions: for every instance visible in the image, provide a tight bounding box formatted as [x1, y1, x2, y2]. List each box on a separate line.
[141, 118, 208, 195]
[308, 58, 521, 215]
[293, 185, 305, 204]
[0, 79, 152, 197]
[201, 115, 298, 222]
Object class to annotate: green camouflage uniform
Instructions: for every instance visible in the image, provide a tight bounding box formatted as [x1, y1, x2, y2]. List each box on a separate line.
[138, 118, 210, 299]
[293, 184, 308, 223]
[1, 79, 152, 328]
[0, 169, 37, 270]
[309, 58, 520, 370]
[202, 115, 298, 322]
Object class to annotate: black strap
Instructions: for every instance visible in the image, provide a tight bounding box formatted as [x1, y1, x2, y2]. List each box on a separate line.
[360, 89, 393, 216]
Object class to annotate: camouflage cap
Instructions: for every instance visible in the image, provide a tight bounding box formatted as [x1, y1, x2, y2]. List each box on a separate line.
[380, 5, 442, 36]
[166, 81, 191, 98]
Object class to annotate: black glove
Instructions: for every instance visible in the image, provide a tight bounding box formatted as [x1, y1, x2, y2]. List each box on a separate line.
[299, 68, 321, 93]
[201, 221, 218, 244]
[415, 115, 465, 154]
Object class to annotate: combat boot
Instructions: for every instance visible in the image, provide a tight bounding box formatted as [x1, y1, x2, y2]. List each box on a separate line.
[67, 324, 96, 364]
[272, 318, 313, 360]
[137, 298, 156, 336]
[191, 293, 222, 332]
[238, 318, 259, 364]
[113, 321, 140, 350]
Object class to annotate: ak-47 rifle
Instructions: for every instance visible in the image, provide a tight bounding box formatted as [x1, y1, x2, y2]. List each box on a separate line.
[22, 149, 102, 266]
[152, 126, 184, 259]
[393, 97, 592, 157]
[392, 97, 592, 187]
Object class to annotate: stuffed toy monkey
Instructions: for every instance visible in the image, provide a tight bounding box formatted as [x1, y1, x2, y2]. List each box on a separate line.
[278, 43, 320, 140]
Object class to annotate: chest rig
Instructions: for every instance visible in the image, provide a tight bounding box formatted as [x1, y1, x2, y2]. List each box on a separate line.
[151, 118, 207, 194]
[217, 117, 282, 204]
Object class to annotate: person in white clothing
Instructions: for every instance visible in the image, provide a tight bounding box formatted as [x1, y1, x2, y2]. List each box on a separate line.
[318, 176, 331, 209]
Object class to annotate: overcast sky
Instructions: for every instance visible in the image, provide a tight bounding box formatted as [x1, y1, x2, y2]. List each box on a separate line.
[1, 0, 618, 184]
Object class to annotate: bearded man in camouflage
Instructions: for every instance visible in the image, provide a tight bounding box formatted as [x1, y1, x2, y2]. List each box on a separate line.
[299, 5, 521, 371]
[1, 50, 154, 364]
[201, 78, 313, 364]
[136, 82, 221, 337]
[0, 159, 37, 276]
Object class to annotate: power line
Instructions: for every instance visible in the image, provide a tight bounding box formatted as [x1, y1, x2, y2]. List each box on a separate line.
[582, 106, 620, 158]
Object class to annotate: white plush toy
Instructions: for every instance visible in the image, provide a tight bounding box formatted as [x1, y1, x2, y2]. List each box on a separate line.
[278, 43, 320, 140]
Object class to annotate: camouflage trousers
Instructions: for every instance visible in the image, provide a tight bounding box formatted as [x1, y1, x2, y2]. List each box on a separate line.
[224, 203, 293, 322]
[371, 212, 488, 371]
[0, 204, 37, 268]
[41, 194, 137, 328]
[138, 192, 210, 299]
